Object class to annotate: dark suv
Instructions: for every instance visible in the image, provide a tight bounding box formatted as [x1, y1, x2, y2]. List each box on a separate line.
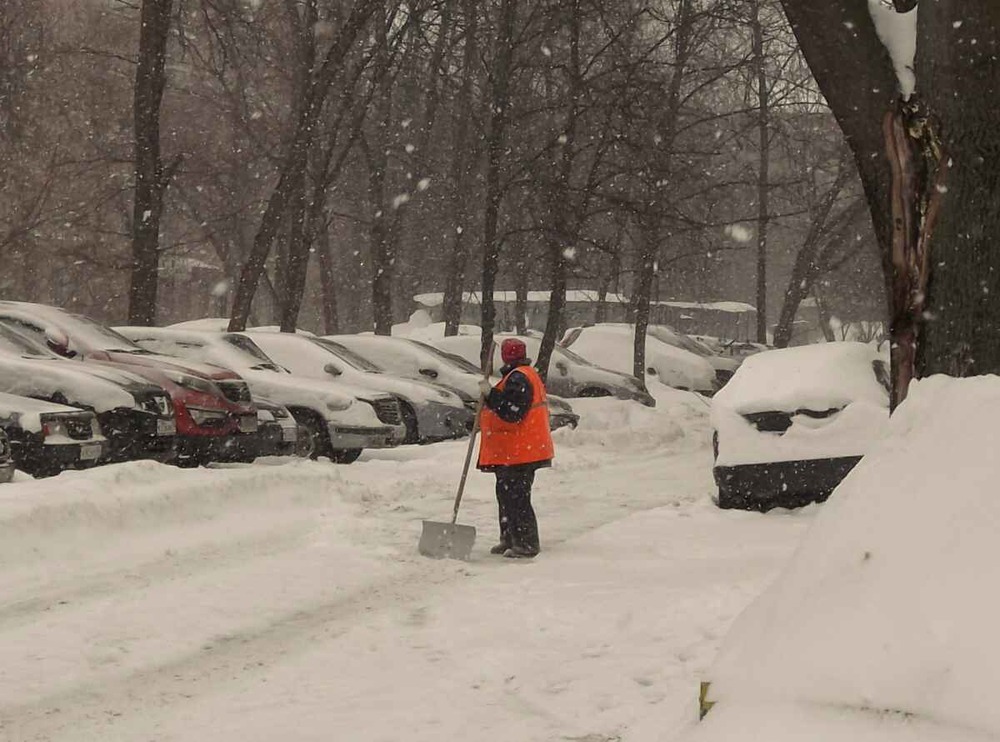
[0, 303, 257, 466]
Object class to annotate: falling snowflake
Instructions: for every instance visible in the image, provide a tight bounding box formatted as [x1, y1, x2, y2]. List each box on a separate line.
[416, 178, 431, 191]
[563, 247, 577, 260]
[724, 224, 753, 243]
[392, 194, 411, 209]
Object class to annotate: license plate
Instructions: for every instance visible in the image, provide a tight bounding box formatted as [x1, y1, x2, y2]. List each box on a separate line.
[282, 428, 298, 443]
[239, 416, 258, 433]
[79, 443, 101, 461]
[157, 418, 176, 436]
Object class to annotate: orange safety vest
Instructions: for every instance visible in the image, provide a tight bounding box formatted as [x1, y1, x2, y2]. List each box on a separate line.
[478, 364, 554, 468]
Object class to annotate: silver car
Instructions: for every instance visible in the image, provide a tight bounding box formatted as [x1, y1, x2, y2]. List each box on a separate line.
[243, 332, 473, 444]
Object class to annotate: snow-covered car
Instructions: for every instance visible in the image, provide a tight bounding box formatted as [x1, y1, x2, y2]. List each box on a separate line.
[560, 324, 718, 394]
[0, 323, 175, 463]
[116, 327, 406, 463]
[243, 331, 473, 444]
[0, 429, 12, 484]
[431, 334, 656, 407]
[0, 303, 258, 467]
[690, 376, 996, 741]
[326, 334, 582, 430]
[643, 324, 742, 384]
[0, 392, 106, 477]
[710, 342, 890, 511]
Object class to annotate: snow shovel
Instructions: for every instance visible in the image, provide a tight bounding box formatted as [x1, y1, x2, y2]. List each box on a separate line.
[418, 342, 495, 560]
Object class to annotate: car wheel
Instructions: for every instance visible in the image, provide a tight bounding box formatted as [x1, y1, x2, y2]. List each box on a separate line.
[289, 410, 330, 460]
[329, 448, 362, 464]
[400, 402, 419, 445]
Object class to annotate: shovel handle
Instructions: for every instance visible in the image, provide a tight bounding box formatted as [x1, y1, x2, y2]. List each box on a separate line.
[451, 340, 495, 524]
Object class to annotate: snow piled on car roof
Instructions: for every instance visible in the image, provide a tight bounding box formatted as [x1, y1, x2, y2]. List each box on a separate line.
[692, 375, 1000, 739]
[713, 341, 888, 414]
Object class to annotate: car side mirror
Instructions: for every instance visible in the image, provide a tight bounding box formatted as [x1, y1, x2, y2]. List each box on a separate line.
[45, 326, 76, 358]
[323, 363, 342, 377]
[418, 368, 439, 379]
[647, 367, 657, 376]
[555, 361, 569, 377]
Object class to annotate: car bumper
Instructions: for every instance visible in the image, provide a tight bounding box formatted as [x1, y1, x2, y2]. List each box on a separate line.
[15, 439, 106, 476]
[327, 423, 404, 450]
[98, 410, 177, 463]
[713, 455, 863, 511]
[416, 403, 474, 441]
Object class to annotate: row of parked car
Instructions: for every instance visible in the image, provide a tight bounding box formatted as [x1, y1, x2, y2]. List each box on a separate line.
[0, 300, 755, 481]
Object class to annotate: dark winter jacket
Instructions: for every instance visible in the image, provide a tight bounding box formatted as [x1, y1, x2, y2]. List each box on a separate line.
[484, 359, 534, 423]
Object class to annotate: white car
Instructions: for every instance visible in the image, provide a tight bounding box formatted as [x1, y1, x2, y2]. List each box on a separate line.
[116, 327, 406, 463]
[241, 331, 473, 444]
[324, 334, 581, 430]
[710, 342, 890, 510]
[431, 334, 656, 407]
[560, 324, 718, 394]
[643, 324, 742, 384]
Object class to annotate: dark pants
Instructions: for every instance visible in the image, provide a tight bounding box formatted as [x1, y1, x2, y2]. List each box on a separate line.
[495, 467, 540, 554]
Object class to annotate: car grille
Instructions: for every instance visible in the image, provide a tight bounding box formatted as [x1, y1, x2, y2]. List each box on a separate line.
[64, 415, 95, 441]
[371, 397, 402, 426]
[218, 380, 252, 404]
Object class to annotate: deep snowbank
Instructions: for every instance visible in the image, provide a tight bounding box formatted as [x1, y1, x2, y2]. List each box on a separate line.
[692, 375, 1000, 738]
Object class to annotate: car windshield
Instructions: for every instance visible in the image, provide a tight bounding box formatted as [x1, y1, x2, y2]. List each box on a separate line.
[222, 334, 284, 372]
[312, 338, 384, 373]
[0, 324, 58, 358]
[408, 340, 482, 374]
[66, 313, 151, 353]
[552, 344, 595, 367]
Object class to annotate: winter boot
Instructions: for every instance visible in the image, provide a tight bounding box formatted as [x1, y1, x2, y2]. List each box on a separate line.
[490, 542, 510, 555]
[503, 545, 539, 559]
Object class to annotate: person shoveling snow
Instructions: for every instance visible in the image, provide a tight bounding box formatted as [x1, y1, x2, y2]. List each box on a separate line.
[477, 337, 555, 559]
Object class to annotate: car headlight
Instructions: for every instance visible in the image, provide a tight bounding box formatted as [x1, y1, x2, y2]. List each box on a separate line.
[257, 410, 276, 423]
[164, 370, 221, 396]
[326, 397, 352, 412]
[186, 406, 229, 425]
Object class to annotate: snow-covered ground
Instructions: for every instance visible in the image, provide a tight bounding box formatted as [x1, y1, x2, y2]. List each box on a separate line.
[0, 387, 814, 741]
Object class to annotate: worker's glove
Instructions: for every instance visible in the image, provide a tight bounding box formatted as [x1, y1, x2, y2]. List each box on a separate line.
[478, 379, 493, 398]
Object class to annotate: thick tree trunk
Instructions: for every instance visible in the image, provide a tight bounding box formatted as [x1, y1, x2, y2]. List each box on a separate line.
[632, 222, 657, 388]
[480, 0, 516, 367]
[915, 1, 1000, 380]
[441, 0, 479, 337]
[751, 0, 770, 344]
[536, 0, 579, 383]
[128, 0, 174, 326]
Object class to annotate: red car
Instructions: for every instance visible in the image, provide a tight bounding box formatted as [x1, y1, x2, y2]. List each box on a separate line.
[0, 302, 258, 466]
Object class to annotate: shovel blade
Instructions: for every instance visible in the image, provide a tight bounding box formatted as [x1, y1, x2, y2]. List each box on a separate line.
[419, 520, 476, 560]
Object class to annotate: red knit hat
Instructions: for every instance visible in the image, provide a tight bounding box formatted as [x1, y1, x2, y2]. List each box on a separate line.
[501, 337, 527, 364]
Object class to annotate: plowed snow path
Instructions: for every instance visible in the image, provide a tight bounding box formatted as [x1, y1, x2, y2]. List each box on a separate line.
[0, 392, 813, 741]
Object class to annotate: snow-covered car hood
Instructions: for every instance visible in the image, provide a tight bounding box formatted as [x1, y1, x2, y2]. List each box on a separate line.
[242, 332, 465, 409]
[0, 391, 91, 434]
[0, 355, 140, 413]
[104, 350, 241, 382]
[713, 342, 889, 415]
[236, 369, 386, 427]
